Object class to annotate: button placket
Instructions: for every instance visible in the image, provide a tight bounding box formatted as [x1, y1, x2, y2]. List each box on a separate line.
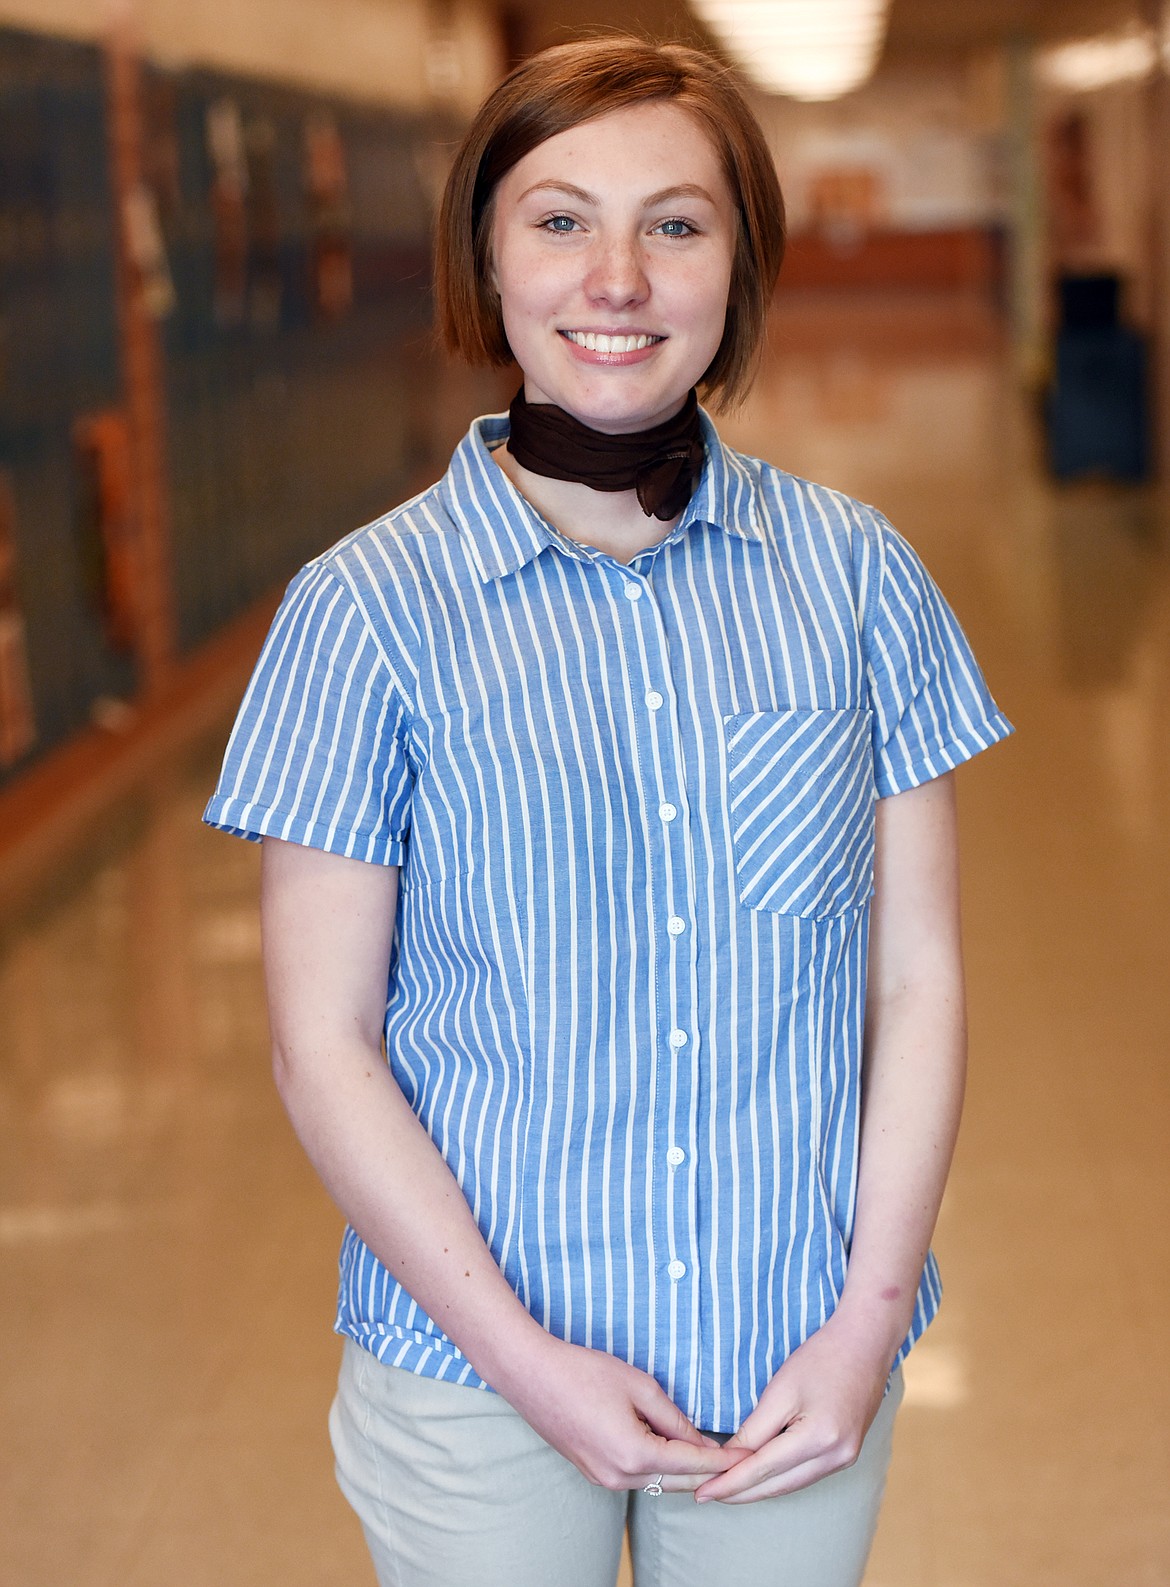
[620, 568, 700, 1314]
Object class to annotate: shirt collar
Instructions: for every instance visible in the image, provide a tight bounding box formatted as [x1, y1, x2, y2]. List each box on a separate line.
[438, 407, 766, 584]
[682, 409, 767, 548]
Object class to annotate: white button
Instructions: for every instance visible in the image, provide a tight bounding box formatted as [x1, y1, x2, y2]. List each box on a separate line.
[668, 1028, 688, 1049]
[658, 802, 677, 822]
[645, 690, 664, 710]
[667, 1259, 686, 1281]
[667, 916, 686, 936]
[623, 582, 644, 601]
[666, 1146, 686, 1167]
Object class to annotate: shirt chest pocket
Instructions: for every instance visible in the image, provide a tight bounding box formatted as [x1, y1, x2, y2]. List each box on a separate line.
[724, 709, 876, 917]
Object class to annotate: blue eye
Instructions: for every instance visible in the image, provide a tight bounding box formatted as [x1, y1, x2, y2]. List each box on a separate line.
[656, 218, 696, 238]
[543, 214, 579, 233]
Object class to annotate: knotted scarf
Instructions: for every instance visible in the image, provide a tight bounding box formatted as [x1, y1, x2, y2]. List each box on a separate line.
[507, 387, 705, 522]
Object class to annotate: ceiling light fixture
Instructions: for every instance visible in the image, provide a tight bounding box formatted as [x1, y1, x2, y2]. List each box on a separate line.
[689, 0, 891, 101]
[1039, 25, 1158, 93]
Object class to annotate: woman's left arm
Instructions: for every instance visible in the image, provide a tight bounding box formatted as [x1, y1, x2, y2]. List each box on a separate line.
[696, 772, 966, 1503]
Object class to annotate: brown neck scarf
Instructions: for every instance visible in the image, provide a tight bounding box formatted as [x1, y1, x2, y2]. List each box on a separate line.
[507, 387, 705, 522]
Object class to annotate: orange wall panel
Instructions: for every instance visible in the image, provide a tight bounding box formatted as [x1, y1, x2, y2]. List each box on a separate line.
[781, 227, 1001, 294]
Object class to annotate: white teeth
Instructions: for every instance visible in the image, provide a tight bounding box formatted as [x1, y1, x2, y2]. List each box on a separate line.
[565, 331, 659, 353]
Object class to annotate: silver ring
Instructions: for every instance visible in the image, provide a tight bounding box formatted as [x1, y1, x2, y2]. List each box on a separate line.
[643, 1474, 664, 1497]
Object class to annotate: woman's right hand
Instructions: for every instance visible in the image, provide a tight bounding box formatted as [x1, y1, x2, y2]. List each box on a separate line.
[490, 1332, 743, 1492]
[262, 838, 737, 1494]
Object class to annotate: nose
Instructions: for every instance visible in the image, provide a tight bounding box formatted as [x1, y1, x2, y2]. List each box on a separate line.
[584, 233, 650, 308]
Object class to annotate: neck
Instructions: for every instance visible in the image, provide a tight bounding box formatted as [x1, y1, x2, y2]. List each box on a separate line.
[492, 444, 679, 563]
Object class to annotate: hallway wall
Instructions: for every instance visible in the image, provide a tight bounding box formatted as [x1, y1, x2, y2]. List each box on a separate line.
[0, 0, 504, 112]
[0, 22, 482, 783]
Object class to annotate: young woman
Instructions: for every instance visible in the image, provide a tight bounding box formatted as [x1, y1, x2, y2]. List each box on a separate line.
[205, 37, 1011, 1587]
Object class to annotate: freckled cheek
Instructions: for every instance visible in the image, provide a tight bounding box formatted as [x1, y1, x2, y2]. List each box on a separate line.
[500, 254, 573, 316]
[674, 292, 731, 352]
[497, 273, 559, 331]
[668, 263, 732, 325]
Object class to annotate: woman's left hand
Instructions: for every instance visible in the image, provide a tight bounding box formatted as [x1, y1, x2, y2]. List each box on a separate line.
[689, 1313, 894, 1505]
[690, 776, 965, 1507]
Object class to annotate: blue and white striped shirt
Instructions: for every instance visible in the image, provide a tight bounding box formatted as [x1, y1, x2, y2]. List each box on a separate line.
[205, 410, 1011, 1432]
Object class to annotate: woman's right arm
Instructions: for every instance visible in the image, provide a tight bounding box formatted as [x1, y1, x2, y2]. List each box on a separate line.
[260, 836, 738, 1491]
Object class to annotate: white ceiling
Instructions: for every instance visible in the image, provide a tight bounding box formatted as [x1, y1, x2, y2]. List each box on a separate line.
[886, 0, 1146, 53]
[523, 0, 1148, 62]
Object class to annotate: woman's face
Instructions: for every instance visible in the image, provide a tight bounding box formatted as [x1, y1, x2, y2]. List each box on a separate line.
[489, 101, 738, 434]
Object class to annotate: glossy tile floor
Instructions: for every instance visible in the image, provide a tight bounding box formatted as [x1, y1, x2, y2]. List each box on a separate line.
[2, 292, 1168, 1587]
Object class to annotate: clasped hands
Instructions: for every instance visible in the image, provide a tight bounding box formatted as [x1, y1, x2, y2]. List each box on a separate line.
[501, 1311, 892, 1505]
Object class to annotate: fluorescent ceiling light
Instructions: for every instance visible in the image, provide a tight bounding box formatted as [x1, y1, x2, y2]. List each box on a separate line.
[1040, 27, 1157, 92]
[690, 0, 890, 101]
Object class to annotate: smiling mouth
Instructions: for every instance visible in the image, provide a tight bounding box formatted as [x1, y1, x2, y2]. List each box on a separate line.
[560, 331, 665, 353]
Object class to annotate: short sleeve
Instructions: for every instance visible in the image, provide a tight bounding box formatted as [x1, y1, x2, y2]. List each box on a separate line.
[203, 562, 413, 864]
[866, 526, 1012, 797]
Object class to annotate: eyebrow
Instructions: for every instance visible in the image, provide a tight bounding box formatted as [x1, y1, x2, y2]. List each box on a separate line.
[517, 179, 719, 209]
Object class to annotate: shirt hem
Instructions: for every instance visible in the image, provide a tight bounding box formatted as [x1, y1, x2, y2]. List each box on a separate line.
[334, 1319, 494, 1391]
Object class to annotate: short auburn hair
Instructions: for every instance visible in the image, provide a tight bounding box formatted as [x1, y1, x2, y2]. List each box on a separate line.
[435, 37, 786, 410]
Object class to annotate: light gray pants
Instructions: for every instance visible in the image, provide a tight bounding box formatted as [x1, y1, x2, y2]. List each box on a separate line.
[330, 1339, 903, 1587]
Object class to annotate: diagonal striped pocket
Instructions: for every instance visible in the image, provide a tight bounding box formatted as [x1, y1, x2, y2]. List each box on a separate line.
[724, 709, 875, 917]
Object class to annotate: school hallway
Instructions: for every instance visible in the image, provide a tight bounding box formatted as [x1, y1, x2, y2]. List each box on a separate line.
[1, 289, 1168, 1587]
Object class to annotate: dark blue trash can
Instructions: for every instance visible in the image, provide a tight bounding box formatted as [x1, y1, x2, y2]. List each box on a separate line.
[1044, 273, 1150, 483]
